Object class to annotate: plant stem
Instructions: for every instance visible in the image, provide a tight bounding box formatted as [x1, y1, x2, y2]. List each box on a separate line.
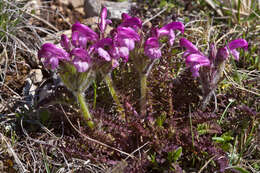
[140, 73, 147, 116]
[104, 73, 125, 119]
[76, 92, 94, 129]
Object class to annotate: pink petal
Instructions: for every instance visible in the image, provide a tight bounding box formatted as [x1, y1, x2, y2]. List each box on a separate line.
[186, 54, 210, 66]
[97, 47, 111, 61]
[72, 22, 98, 42]
[73, 58, 90, 72]
[228, 39, 248, 50]
[230, 49, 240, 61]
[179, 38, 199, 53]
[71, 48, 90, 61]
[60, 34, 71, 50]
[99, 7, 108, 33]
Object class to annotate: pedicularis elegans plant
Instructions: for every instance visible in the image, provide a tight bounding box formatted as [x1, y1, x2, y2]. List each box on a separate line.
[38, 6, 248, 127]
[180, 38, 248, 110]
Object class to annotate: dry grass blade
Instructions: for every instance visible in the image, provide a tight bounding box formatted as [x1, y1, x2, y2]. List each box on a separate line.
[0, 133, 29, 172]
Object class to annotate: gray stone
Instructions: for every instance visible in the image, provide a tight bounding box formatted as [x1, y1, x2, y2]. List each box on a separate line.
[84, 0, 102, 18]
[84, 0, 135, 19]
[30, 69, 43, 84]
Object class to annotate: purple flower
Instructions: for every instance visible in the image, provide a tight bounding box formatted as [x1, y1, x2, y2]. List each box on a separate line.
[120, 13, 142, 30]
[144, 37, 162, 59]
[115, 27, 140, 50]
[179, 38, 199, 54]
[111, 26, 140, 61]
[144, 22, 184, 59]
[92, 38, 113, 61]
[60, 34, 71, 51]
[99, 7, 112, 34]
[217, 39, 248, 61]
[71, 48, 91, 72]
[155, 22, 185, 46]
[72, 22, 98, 48]
[185, 54, 210, 77]
[38, 43, 69, 69]
[180, 38, 210, 77]
[69, 44, 93, 73]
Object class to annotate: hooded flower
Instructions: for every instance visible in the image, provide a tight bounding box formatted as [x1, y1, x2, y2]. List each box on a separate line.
[144, 37, 162, 59]
[91, 38, 113, 61]
[180, 38, 210, 77]
[38, 43, 70, 69]
[99, 7, 112, 34]
[154, 22, 185, 46]
[71, 48, 91, 72]
[120, 13, 142, 30]
[144, 22, 184, 59]
[72, 22, 99, 48]
[111, 26, 140, 61]
[217, 39, 248, 61]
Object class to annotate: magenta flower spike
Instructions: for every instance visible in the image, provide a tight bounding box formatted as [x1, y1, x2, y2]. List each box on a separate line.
[216, 39, 248, 61]
[70, 48, 91, 72]
[38, 43, 69, 69]
[60, 34, 71, 51]
[179, 38, 200, 54]
[144, 37, 162, 59]
[180, 38, 210, 77]
[185, 54, 210, 77]
[72, 22, 99, 48]
[157, 22, 185, 46]
[115, 26, 140, 47]
[227, 39, 248, 60]
[92, 38, 113, 61]
[120, 13, 142, 30]
[99, 7, 112, 34]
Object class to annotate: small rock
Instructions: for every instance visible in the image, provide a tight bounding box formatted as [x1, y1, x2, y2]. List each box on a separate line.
[84, 0, 102, 18]
[84, 0, 135, 19]
[30, 69, 43, 84]
[69, 0, 84, 8]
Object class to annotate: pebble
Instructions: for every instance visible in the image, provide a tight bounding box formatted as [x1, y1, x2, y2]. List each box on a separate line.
[84, 0, 135, 19]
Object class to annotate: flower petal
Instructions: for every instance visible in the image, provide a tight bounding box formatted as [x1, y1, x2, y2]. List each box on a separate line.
[161, 21, 185, 34]
[60, 34, 71, 50]
[38, 43, 69, 60]
[120, 13, 142, 30]
[116, 26, 140, 41]
[144, 37, 161, 59]
[168, 29, 175, 46]
[157, 21, 185, 41]
[230, 49, 240, 61]
[99, 7, 109, 33]
[97, 47, 111, 61]
[190, 64, 201, 77]
[73, 58, 90, 72]
[71, 48, 90, 61]
[186, 54, 210, 66]
[145, 47, 162, 59]
[228, 39, 248, 50]
[179, 38, 199, 53]
[112, 59, 119, 68]
[72, 22, 98, 42]
[121, 38, 135, 50]
[145, 37, 160, 48]
[38, 43, 69, 69]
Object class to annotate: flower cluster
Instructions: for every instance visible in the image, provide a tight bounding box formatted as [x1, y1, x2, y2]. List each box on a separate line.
[38, 7, 140, 73]
[180, 37, 248, 109]
[38, 5, 248, 123]
[180, 38, 248, 77]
